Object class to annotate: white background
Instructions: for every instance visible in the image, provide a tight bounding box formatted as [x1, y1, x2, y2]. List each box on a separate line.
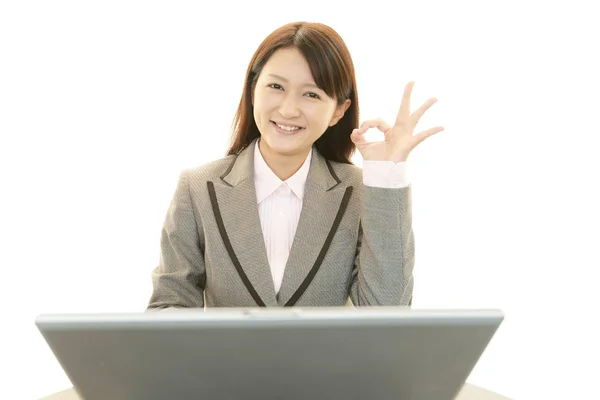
[2, 1, 599, 399]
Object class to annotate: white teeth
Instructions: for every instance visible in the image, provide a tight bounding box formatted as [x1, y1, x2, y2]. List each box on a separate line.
[276, 124, 301, 132]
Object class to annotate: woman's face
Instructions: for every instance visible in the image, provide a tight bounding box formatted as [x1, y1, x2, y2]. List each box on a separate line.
[252, 47, 350, 161]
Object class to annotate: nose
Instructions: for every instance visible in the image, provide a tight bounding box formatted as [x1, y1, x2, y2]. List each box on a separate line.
[278, 94, 301, 119]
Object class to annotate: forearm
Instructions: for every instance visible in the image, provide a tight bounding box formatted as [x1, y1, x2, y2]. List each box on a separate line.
[350, 184, 415, 306]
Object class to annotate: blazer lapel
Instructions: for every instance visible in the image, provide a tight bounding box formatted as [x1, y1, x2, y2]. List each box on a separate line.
[277, 149, 354, 306]
[206, 142, 278, 307]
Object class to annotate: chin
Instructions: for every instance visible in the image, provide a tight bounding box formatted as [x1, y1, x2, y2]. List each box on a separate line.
[261, 134, 309, 157]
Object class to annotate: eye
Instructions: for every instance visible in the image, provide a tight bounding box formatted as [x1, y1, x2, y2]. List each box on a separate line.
[306, 92, 321, 99]
[268, 83, 282, 90]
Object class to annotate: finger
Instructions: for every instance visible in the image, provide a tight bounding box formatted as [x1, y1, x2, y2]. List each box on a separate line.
[413, 126, 445, 145]
[411, 97, 438, 124]
[357, 118, 392, 134]
[350, 128, 369, 146]
[395, 81, 415, 126]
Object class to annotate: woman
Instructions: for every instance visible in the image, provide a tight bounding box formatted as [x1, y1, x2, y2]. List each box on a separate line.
[147, 21, 443, 309]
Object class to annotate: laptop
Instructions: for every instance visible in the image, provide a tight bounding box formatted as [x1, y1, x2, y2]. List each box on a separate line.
[35, 307, 503, 400]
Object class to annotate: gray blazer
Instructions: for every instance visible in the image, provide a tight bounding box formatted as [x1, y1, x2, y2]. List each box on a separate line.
[147, 140, 415, 308]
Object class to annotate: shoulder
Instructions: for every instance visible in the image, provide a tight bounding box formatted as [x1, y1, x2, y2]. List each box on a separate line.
[180, 155, 236, 182]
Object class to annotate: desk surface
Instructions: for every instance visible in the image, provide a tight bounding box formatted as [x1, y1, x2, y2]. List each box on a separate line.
[41, 383, 511, 400]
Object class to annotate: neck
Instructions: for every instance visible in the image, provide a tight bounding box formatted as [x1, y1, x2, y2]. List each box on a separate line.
[258, 141, 309, 181]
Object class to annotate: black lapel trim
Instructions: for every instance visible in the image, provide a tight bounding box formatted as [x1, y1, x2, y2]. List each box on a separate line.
[219, 154, 238, 185]
[284, 185, 354, 306]
[325, 159, 341, 187]
[207, 181, 266, 307]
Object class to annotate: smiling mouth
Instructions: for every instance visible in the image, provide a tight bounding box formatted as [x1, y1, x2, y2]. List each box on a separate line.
[271, 121, 304, 134]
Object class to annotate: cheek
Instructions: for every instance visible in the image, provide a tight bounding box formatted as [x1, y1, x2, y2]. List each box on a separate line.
[253, 94, 268, 124]
[255, 93, 278, 114]
[252, 106, 260, 125]
[307, 106, 335, 129]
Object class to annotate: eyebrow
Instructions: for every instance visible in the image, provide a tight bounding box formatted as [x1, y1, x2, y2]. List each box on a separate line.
[267, 74, 321, 90]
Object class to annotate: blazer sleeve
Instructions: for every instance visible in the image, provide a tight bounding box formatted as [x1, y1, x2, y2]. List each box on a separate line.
[348, 185, 415, 306]
[147, 170, 206, 309]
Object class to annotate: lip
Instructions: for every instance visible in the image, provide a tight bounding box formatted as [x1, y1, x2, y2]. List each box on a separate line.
[271, 121, 305, 135]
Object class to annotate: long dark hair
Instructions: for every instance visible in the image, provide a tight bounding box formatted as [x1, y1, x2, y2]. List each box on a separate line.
[227, 22, 359, 164]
